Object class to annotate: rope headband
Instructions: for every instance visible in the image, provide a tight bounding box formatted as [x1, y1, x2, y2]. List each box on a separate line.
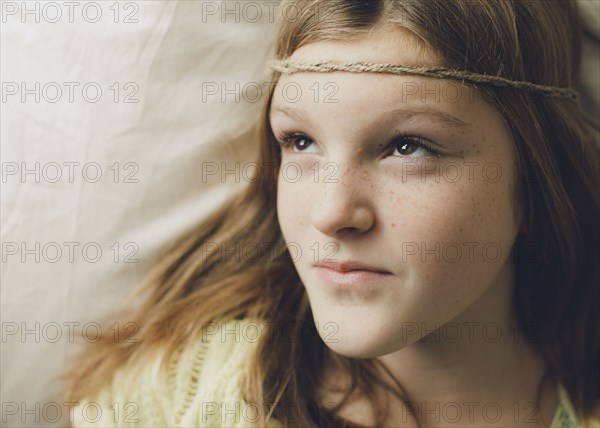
[268, 59, 579, 100]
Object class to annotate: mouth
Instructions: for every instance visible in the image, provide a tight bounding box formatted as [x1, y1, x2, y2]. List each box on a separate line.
[313, 261, 392, 286]
[314, 260, 391, 273]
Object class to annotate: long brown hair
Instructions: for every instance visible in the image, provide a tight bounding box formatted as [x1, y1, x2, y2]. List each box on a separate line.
[63, 0, 599, 426]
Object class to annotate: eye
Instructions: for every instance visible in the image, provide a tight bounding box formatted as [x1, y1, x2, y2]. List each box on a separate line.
[276, 132, 319, 153]
[390, 133, 440, 158]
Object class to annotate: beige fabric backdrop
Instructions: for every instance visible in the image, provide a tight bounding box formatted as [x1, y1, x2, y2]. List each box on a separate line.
[1, 1, 597, 427]
[2, 2, 277, 427]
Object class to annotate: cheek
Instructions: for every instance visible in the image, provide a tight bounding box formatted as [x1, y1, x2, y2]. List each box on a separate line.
[276, 172, 308, 242]
[383, 162, 520, 283]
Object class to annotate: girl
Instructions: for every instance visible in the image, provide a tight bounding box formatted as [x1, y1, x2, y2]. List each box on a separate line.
[64, 0, 599, 427]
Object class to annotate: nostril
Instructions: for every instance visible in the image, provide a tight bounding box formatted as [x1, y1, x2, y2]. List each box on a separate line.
[336, 222, 375, 236]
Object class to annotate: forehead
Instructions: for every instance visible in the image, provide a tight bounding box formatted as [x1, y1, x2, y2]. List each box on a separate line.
[288, 26, 443, 71]
[271, 28, 487, 124]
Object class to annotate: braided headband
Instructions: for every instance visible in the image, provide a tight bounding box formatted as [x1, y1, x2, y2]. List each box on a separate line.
[268, 59, 579, 100]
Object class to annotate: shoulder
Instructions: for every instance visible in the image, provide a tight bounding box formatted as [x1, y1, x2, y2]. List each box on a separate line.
[71, 318, 268, 428]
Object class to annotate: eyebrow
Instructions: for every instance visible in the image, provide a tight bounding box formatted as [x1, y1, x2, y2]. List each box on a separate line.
[270, 106, 469, 130]
[387, 106, 468, 128]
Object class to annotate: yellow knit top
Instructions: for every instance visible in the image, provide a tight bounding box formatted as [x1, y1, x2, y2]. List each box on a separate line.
[71, 318, 597, 428]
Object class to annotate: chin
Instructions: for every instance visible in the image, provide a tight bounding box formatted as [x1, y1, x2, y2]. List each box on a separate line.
[323, 341, 389, 359]
[311, 307, 408, 359]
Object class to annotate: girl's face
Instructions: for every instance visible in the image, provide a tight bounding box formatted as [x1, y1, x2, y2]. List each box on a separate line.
[271, 27, 522, 357]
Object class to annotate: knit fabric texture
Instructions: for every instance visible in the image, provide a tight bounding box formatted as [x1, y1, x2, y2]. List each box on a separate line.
[71, 318, 595, 428]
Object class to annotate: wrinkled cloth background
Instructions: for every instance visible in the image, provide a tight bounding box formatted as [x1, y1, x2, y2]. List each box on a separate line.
[1, 1, 598, 427]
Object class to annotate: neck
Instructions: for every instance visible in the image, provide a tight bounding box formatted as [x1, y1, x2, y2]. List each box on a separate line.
[372, 264, 557, 427]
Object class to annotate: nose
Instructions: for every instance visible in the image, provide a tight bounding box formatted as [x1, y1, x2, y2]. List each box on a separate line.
[309, 164, 375, 237]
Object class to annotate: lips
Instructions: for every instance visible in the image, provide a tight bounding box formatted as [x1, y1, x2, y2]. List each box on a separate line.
[313, 260, 391, 274]
[314, 261, 392, 287]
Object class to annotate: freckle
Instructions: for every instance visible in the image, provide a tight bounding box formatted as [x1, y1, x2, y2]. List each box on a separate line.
[392, 223, 396, 228]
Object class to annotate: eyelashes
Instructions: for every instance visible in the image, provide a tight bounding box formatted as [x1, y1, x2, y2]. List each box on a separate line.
[274, 131, 442, 158]
[386, 132, 441, 158]
[276, 132, 313, 151]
